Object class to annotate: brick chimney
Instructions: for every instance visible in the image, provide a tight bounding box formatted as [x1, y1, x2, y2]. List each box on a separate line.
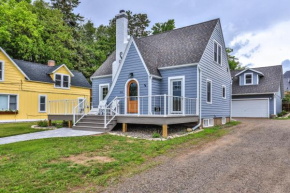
[47, 60, 55, 67]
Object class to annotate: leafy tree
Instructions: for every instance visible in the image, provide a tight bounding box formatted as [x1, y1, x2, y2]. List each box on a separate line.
[51, 0, 84, 27]
[283, 93, 290, 102]
[151, 19, 175, 35]
[226, 48, 243, 70]
[0, 0, 44, 61]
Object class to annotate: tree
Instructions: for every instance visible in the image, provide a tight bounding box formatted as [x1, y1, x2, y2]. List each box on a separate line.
[51, 0, 84, 27]
[226, 48, 243, 70]
[151, 19, 175, 35]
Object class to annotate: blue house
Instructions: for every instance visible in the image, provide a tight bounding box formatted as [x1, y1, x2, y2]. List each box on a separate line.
[231, 66, 284, 118]
[75, 10, 232, 136]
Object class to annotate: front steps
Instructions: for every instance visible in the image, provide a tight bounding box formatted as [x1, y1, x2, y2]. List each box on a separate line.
[72, 115, 117, 132]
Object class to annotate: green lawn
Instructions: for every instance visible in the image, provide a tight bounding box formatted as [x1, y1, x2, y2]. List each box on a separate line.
[0, 121, 240, 193]
[0, 122, 48, 138]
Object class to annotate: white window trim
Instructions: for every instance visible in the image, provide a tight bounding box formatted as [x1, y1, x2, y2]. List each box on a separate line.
[168, 76, 185, 114]
[222, 85, 226, 99]
[213, 40, 222, 65]
[0, 93, 19, 111]
[206, 79, 212, 104]
[203, 118, 214, 128]
[99, 83, 110, 103]
[244, 73, 253, 85]
[38, 95, 47, 113]
[54, 73, 70, 89]
[0, 60, 4, 82]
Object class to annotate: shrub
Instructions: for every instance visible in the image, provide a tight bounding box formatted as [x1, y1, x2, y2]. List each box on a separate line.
[277, 110, 288, 117]
[152, 132, 161, 138]
[37, 120, 48, 127]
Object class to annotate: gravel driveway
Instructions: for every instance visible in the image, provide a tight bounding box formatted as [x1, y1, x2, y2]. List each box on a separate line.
[104, 119, 290, 193]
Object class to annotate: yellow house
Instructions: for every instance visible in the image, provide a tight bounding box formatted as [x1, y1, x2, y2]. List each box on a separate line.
[0, 47, 91, 123]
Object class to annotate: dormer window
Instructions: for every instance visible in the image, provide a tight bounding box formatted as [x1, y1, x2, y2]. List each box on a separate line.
[244, 73, 253, 85]
[55, 74, 70, 89]
[0, 61, 3, 81]
[214, 41, 222, 65]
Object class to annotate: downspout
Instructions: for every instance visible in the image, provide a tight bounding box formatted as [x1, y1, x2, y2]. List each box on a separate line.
[192, 65, 202, 131]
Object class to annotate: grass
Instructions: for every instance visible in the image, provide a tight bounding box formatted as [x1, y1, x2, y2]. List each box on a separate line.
[275, 116, 290, 120]
[0, 121, 240, 193]
[0, 122, 50, 138]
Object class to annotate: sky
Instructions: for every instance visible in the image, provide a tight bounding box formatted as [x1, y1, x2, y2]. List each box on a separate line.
[73, 0, 290, 72]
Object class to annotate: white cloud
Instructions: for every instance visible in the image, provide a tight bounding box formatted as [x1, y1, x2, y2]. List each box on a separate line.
[230, 20, 290, 68]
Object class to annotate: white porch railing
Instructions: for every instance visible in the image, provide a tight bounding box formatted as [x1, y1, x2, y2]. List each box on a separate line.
[113, 95, 198, 116]
[73, 98, 88, 125]
[48, 100, 78, 115]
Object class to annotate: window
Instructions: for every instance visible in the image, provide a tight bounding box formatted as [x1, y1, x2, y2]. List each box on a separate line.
[39, 95, 47, 112]
[55, 74, 70, 88]
[206, 80, 212, 104]
[222, 117, 226, 125]
[0, 61, 4, 81]
[0, 94, 17, 111]
[203, 118, 214, 128]
[244, 73, 253, 85]
[222, 85, 226, 99]
[99, 84, 109, 102]
[214, 41, 222, 65]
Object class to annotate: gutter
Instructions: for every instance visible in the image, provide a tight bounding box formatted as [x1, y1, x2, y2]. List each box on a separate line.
[192, 65, 202, 131]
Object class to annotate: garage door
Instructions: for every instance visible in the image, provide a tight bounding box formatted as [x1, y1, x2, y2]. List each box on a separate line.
[232, 99, 269, 118]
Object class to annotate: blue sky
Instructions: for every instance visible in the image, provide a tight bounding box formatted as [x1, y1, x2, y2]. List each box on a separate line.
[74, 0, 290, 71]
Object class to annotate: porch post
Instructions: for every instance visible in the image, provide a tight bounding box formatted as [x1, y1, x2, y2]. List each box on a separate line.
[162, 124, 168, 138]
[122, 123, 128, 133]
[48, 120, 52, 127]
[68, 120, 73, 128]
[164, 94, 167, 117]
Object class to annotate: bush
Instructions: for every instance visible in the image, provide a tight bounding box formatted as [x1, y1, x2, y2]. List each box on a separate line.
[37, 120, 48, 127]
[277, 110, 288, 117]
[152, 132, 161, 138]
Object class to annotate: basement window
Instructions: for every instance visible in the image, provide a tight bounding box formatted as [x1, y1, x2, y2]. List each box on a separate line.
[203, 118, 214, 128]
[222, 117, 226, 125]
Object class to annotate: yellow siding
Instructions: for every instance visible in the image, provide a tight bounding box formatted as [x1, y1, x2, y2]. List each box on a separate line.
[50, 65, 72, 81]
[0, 51, 90, 122]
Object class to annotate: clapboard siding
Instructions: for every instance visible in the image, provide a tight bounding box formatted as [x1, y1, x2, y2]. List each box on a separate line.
[107, 42, 149, 114]
[239, 70, 259, 85]
[92, 76, 112, 108]
[199, 21, 231, 118]
[232, 94, 274, 115]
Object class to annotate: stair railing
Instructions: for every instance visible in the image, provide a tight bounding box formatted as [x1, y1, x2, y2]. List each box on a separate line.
[104, 97, 119, 128]
[73, 98, 87, 126]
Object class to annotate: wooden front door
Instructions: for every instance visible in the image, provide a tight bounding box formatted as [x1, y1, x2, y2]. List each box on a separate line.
[127, 80, 138, 113]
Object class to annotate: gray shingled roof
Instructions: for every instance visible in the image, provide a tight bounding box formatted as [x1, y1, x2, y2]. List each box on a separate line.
[91, 19, 219, 78]
[231, 65, 284, 95]
[284, 71, 290, 91]
[13, 59, 91, 88]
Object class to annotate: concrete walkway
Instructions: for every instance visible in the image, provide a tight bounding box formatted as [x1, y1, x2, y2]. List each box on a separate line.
[0, 128, 102, 145]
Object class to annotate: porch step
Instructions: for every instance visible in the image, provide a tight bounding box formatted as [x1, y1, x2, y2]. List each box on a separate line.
[72, 114, 117, 132]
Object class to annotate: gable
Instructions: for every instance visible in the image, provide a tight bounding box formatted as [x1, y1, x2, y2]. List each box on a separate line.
[0, 48, 29, 81]
[50, 65, 73, 80]
[91, 19, 219, 78]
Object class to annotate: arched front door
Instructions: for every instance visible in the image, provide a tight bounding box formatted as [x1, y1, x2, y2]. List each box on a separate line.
[127, 80, 138, 113]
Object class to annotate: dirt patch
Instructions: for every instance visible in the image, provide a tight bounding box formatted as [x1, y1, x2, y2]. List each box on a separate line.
[59, 153, 115, 166]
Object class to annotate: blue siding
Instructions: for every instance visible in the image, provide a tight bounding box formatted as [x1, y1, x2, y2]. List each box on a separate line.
[92, 76, 112, 108]
[239, 70, 259, 85]
[107, 42, 149, 114]
[199, 21, 231, 119]
[232, 94, 274, 115]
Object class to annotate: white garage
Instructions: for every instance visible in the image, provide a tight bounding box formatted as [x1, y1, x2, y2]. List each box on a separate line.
[232, 99, 269, 118]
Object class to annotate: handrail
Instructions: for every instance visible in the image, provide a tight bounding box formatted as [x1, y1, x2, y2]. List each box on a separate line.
[104, 97, 118, 128]
[73, 98, 87, 126]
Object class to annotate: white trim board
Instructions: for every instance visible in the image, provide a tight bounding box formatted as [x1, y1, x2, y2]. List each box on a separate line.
[91, 74, 112, 80]
[158, 63, 198, 70]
